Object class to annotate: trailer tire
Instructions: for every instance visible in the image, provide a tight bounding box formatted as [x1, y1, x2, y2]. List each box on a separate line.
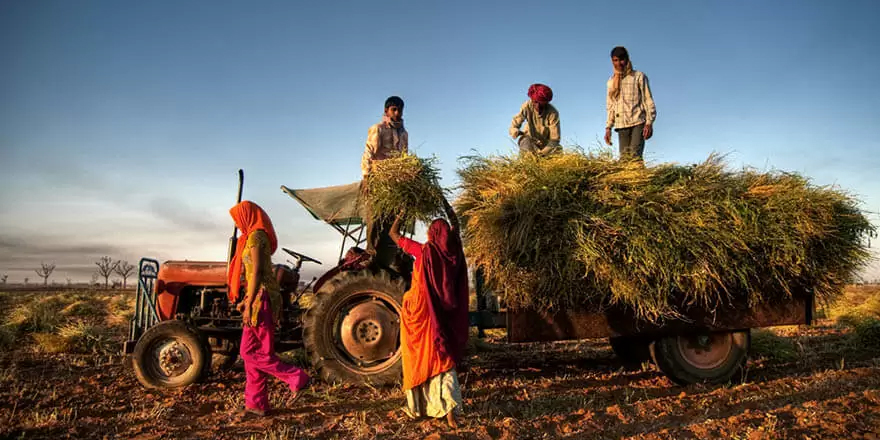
[132, 320, 211, 389]
[651, 330, 750, 385]
[609, 335, 652, 366]
[303, 270, 405, 386]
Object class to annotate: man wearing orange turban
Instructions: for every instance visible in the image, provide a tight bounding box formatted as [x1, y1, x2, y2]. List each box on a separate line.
[509, 83, 561, 156]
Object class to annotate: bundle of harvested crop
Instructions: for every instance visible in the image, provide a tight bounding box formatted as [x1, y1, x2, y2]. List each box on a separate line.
[364, 153, 448, 223]
[456, 148, 876, 322]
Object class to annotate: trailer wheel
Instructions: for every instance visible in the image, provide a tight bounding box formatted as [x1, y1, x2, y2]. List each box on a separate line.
[303, 270, 405, 386]
[609, 335, 652, 366]
[132, 320, 211, 389]
[651, 330, 750, 385]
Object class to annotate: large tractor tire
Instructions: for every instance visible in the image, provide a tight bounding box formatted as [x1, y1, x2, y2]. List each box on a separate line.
[131, 320, 211, 389]
[651, 330, 750, 385]
[609, 335, 652, 366]
[303, 270, 406, 386]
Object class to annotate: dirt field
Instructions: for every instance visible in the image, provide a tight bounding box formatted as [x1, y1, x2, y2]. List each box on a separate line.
[1, 286, 879, 439]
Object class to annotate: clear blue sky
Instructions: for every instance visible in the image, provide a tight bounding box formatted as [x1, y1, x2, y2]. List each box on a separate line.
[1, 0, 879, 283]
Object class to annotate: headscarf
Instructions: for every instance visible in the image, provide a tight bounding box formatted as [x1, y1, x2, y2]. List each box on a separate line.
[227, 201, 278, 303]
[608, 59, 633, 100]
[421, 218, 470, 365]
[528, 83, 553, 104]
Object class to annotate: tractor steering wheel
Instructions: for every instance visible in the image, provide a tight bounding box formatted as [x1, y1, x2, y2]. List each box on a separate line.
[282, 247, 322, 266]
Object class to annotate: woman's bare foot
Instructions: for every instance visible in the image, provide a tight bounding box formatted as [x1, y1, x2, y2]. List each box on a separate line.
[446, 411, 459, 429]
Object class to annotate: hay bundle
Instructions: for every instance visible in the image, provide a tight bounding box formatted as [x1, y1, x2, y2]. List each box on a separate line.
[365, 153, 447, 223]
[456, 148, 876, 322]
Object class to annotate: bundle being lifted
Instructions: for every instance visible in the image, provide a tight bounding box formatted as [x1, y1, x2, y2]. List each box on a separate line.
[364, 153, 448, 223]
[456, 148, 876, 323]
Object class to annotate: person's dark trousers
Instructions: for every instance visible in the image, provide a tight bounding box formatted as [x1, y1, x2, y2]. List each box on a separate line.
[518, 136, 540, 155]
[616, 123, 645, 161]
[365, 214, 397, 269]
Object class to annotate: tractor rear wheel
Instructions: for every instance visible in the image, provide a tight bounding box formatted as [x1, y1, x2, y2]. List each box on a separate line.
[131, 320, 211, 389]
[303, 270, 405, 386]
[651, 330, 750, 385]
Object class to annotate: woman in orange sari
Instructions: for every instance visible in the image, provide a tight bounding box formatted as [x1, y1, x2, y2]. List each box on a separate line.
[390, 200, 470, 428]
[228, 200, 310, 418]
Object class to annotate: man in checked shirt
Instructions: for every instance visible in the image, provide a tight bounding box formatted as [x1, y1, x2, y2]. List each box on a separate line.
[604, 46, 657, 161]
[360, 96, 408, 267]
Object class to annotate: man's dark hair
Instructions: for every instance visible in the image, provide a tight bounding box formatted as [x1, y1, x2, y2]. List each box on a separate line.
[385, 96, 404, 110]
[610, 46, 629, 60]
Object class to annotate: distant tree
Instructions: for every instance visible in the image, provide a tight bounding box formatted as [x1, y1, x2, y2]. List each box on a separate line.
[24, 277, 29, 286]
[113, 260, 136, 289]
[95, 256, 118, 289]
[35, 262, 56, 287]
[1, 274, 7, 286]
[90, 273, 99, 287]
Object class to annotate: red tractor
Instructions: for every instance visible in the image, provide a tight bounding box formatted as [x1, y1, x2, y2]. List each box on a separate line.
[124, 171, 416, 389]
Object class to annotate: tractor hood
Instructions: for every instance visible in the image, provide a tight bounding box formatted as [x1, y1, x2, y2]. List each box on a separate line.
[158, 260, 228, 286]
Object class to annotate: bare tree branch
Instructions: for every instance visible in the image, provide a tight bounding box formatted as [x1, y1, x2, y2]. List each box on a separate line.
[113, 260, 136, 289]
[95, 256, 118, 289]
[35, 262, 56, 287]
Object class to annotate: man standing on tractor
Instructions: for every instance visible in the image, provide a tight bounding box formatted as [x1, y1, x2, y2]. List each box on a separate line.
[509, 83, 561, 156]
[604, 46, 657, 162]
[361, 96, 409, 267]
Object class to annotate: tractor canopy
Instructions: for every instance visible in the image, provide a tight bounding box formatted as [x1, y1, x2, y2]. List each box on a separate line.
[281, 181, 366, 228]
[281, 181, 416, 261]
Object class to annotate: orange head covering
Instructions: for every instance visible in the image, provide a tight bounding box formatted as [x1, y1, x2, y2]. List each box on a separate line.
[227, 200, 278, 303]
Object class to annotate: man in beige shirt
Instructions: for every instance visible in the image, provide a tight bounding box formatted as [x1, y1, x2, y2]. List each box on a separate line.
[361, 96, 408, 267]
[361, 96, 408, 179]
[510, 84, 561, 156]
[604, 46, 656, 161]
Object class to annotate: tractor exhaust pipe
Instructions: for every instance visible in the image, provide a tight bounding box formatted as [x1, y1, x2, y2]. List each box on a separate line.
[227, 169, 245, 267]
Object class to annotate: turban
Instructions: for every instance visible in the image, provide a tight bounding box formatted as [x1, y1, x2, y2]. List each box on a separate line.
[528, 83, 553, 104]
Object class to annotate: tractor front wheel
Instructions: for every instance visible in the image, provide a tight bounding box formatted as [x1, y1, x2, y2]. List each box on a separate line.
[131, 320, 211, 389]
[303, 270, 406, 386]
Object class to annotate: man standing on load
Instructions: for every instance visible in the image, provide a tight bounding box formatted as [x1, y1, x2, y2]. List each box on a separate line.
[509, 83, 561, 156]
[604, 46, 657, 161]
[361, 96, 409, 266]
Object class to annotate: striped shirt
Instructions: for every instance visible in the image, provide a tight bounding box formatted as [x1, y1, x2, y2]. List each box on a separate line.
[606, 70, 656, 129]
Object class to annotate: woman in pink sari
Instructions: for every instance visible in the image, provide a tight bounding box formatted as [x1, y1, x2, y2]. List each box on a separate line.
[228, 200, 310, 418]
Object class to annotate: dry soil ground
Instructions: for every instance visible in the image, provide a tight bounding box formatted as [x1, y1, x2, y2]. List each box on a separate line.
[1, 286, 879, 439]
